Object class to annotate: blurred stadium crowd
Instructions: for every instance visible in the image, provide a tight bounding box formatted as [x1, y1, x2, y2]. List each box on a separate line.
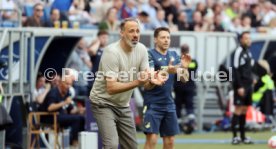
[0, 0, 276, 34]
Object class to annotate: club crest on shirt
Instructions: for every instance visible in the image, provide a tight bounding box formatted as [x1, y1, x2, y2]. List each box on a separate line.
[145, 122, 151, 129]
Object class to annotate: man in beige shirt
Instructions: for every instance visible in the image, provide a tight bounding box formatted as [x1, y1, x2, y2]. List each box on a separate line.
[89, 18, 164, 149]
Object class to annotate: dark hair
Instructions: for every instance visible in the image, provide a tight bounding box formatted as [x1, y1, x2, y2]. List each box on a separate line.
[239, 31, 250, 40]
[97, 30, 109, 36]
[50, 8, 59, 15]
[36, 72, 44, 82]
[154, 27, 170, 38]
[181, 44, 189, 54]
[120, 18, 139, 31]
[250, 4, 258, 10]
[139, 11, 149, 17]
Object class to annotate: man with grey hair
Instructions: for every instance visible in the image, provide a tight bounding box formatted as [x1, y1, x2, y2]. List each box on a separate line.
[89, 18, 164, 149]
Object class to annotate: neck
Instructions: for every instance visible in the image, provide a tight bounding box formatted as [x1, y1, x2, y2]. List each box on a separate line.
[120, 40, 132, 53]
[241, 45, 248, 50]
[156, 47, 167, 55]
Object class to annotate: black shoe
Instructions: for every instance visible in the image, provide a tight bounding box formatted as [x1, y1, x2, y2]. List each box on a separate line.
[232, 137, 241, 145]
[242, 137, 254, 144]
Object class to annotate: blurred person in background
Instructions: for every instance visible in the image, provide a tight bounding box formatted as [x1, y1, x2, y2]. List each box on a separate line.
[252, 60, 275, 118]
[98, 7, 120, 31]
[189, 11, 203, 31]
[140, 0, 161, 24]
[177, 11, 190, 31]
[213, 14, 225, 31]
[160, 0, 178, 25]
[174, 44, 197, 134]
[44, 8, 61, 27]
[195, 2, 207, 18]
[244, 4, 262, 28]
[241, 15, 252, 32]
[228, 17, 243, 34]
[39, 72, 85, 147]
[68, 0, 95, 27]
[1, 0, 18, 21]
[87, 30, 109, 88]
[120, 0, 138, 20]
[225, 1, 241, 20]
[34, 72, 51, 105]
[137, 11, 152, 31]
[67, 38, 92, 97]
[90, 0, 113, 23]
[152, 9, 169, 29]
[24, 3, 45, 27]
[261, 1, 276, 26]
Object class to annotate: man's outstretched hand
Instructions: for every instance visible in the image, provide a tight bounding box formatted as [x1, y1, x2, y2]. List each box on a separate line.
[148, 70, 168, 86]
[181, 54, 192, 68]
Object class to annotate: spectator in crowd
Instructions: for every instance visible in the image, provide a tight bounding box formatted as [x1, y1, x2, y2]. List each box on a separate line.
[98, 7, 120, 31]
[112, 0, 124, 20]
[137, 11, 152, 31]
[39, 72, 85, 147]
[67, 38, 92, 96]
[120, 0, 138, 20]
[44, 8, 61, 27]
[141, 0, 161, 25]
[177, 11, 190, 31]
[152, 9, 169, 29]
[228, 17, 243, 34]
[225, 1, 241, 20]
[261, 1, 276, 26]
[24, 3, 44, 27]
[34, 72, 51, 104]
[245, 4, 262, 28]
[213, 14, 225, 32]
[1, 0, 18, 21]
[189, 11, 203, 31]
[68, 0, 94, 27]
[88, 30, 109, 88]
[241, 15, 252, 32]
[90, 0, 113, 23]
[160, 0, 178, 25]
[195, 2, 207, 18]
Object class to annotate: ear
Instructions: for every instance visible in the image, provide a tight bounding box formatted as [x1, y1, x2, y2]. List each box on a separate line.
[120, 30, 124, 37]
[154, 37, 157, 44]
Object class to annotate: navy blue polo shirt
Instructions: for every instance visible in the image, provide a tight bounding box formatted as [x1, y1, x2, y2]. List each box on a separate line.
[39, 87, 70, 114]
[143, 49, 180, 111]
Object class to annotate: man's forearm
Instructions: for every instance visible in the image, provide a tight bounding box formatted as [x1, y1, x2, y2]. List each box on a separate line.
[107, 80, 141, 95]
[48, 102, 65, 112]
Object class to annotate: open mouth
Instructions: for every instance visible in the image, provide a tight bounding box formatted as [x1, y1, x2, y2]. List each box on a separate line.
[132, 40, 138, 44]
